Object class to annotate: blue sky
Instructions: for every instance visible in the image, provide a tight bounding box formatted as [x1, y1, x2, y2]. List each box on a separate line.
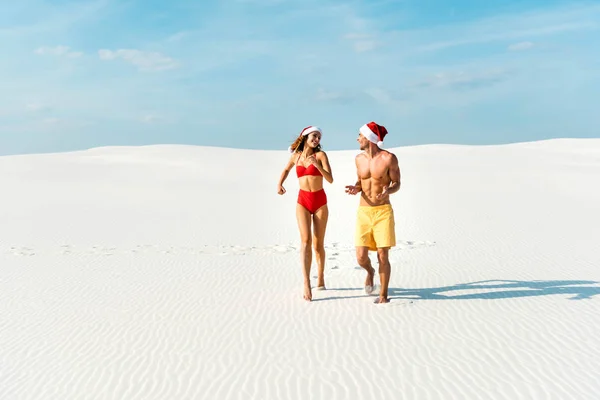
[1, 0, 599, 155]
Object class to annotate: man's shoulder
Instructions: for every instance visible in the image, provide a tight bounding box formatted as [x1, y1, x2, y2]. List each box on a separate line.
[382, 150, 398, 162]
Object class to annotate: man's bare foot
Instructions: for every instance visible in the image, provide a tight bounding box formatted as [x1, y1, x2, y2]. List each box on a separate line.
[374, 296, 389, 304]
[365, 266, 376, 294]
[303, 283, 312, 301]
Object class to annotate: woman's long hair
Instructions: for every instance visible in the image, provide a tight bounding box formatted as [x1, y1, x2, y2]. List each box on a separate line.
[289, 130, 322, 154]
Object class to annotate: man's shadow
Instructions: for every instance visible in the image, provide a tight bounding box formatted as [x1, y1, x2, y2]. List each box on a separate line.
[389, 279, 600, 301]
[314, 280, 600, 301]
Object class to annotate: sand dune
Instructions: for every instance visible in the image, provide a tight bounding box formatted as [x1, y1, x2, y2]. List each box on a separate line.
[1, 139, 599, 399]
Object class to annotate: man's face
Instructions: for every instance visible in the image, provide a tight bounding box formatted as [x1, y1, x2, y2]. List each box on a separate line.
[306, 132, 321, 148]
[357, 133, 368, 150]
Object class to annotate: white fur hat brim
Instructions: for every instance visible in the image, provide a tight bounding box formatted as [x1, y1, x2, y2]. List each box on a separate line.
[359, 124, 384, 148]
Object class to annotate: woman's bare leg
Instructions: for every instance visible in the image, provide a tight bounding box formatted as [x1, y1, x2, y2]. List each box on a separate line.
[312, 205, 329, 289]
[296, 204, 313, 301]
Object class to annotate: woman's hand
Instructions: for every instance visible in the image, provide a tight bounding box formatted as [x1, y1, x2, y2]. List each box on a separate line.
[306, 155, 318, 166]
[277, 185, 286, 195]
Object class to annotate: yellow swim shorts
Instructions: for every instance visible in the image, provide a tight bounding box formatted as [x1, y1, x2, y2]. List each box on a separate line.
[355, 204, 396, 251]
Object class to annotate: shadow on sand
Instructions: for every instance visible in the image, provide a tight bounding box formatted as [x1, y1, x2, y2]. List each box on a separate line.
[389, 280, 600, 301]
[314, 280, 600, 302]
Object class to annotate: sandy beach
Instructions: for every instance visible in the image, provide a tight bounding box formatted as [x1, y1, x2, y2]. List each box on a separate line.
[1, 139, 599, 399]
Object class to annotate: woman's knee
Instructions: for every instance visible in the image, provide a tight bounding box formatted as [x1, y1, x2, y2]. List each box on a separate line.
[312, 240, 325, 253]
[300, 236, 312, 248]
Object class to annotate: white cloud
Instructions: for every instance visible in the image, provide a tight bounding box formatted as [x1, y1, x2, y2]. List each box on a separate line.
[354, 40, 379, 53]
[166, 31, 189, 43]
[98, 49, 179, 71]
[316, 88, 340, 101]
[413, 4, 600, 53]
[364, 87, 398, 106]
[34, 45, 83, 58]
[508, 41, 535, 51]
[343, 33, 379, 53]
[412, 69, 511, 90]
[315, 88, 358, 104]
[140, 114, 162, 124]
[42, 117, 61, 125]
[343, 33, 370, 40]
[26, 103, 49, 112]
[235, 0, 284, 4]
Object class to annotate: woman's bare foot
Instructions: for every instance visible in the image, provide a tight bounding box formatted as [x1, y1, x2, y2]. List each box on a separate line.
[374, 296, 389, 304]
[303, 282, 312, 301]
[316, 275, 326, 290]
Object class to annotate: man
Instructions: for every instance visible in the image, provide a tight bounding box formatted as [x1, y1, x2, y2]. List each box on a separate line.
[345, 121, 401, 304]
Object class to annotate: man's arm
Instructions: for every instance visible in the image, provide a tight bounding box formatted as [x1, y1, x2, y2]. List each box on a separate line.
[345, 155, 363, 194]
[385, 153, 401, 195]
[353, 156, 362, 191]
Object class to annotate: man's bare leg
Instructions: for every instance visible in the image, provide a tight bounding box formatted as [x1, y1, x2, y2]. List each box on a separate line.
[296, 205, 313, 301]
[375, 248, 391, 303]
[312, 206, 329, 289]
[356, 246, 376, 294]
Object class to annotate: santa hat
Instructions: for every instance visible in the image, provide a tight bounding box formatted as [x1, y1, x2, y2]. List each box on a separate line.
[288, 126, 322, 152]
[359, 121, 388, 148]
[300, 126, 322, 137]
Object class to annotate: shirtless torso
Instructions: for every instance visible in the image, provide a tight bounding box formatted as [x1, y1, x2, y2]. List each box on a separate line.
[346, 143, 401, 304]
[352, 150, 401, 205]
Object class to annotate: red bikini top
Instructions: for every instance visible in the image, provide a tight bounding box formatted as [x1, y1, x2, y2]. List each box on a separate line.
[296, 163, 322, 178]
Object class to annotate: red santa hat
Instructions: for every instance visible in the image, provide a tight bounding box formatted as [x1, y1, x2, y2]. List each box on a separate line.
[359, 121, 388, 148]
[300, 126, 322, 137]
[288, 126, 322, 152]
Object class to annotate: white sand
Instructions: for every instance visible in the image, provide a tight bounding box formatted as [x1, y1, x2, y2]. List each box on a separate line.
[1, 139, 600, 399]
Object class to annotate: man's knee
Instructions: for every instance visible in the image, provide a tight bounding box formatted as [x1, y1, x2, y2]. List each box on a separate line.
[356, 248, 370, 265]
[376, 248, 390, 264]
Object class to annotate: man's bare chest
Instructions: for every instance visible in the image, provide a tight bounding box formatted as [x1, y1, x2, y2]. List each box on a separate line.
[358, 163, 388, 180]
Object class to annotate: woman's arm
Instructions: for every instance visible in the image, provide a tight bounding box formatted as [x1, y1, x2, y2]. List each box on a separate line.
[277, 155, 296, 194]
[314, 152, 334, 184]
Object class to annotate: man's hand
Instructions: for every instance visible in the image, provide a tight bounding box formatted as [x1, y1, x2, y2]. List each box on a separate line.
[277, 185, 286, 195]
[345, 185, 360, 195]
[376, 186, 389, 200]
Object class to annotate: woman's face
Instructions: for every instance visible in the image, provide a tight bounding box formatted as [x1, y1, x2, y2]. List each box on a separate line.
[306, 132, 322, 148]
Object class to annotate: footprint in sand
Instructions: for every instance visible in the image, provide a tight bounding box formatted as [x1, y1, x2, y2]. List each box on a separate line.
[387, 300, 416, 307]
[131, 244, 153, 254]
[60, 245, 73, 255]
[1, 240, 436, 259]
[11, 247, 36, 256]
[271, 245, 293, 253]
[89, 246, 116, 256]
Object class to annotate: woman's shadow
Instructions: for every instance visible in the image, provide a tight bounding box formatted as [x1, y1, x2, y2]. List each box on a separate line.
[389, 279, 600, 301]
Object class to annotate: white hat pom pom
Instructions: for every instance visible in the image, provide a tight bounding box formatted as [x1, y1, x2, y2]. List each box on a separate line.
[377, 141, 384, 148]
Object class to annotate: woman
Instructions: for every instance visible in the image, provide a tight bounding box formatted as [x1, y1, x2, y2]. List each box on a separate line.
[277, 126, 334, 301]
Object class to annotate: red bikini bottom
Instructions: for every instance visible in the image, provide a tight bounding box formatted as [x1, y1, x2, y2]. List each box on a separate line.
[297, 189, 327, 214]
